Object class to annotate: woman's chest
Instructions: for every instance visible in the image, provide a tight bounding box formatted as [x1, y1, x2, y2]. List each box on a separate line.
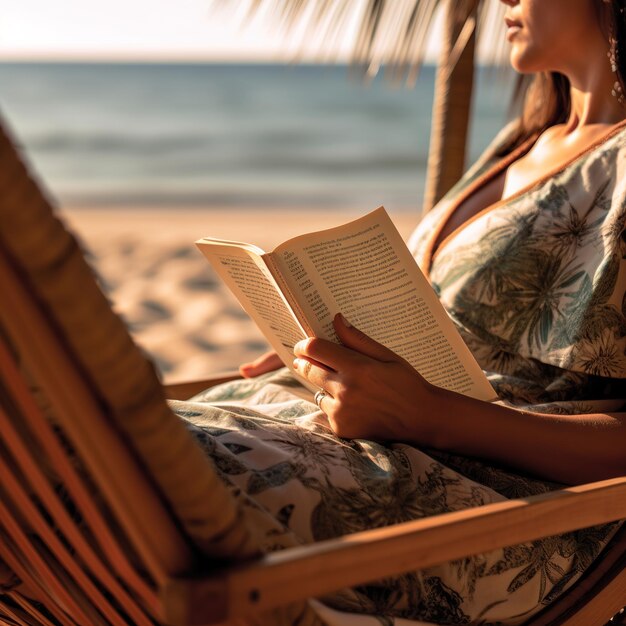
[427, 148, 623, 369]
[433, 126, 621, 254]
[434, 170, 505, 249]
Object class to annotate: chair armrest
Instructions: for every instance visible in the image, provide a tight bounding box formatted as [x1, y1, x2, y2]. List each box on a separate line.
[163, 373, 242, 400]
[162, 477, 626, 625]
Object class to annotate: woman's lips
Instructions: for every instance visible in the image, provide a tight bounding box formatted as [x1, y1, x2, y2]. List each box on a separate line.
[504, 17, 522, 41]
[506, 26, 521, 41]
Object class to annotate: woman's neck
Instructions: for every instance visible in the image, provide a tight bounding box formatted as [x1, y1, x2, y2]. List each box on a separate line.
[567, 85, 626, 128]
[563, 42, 626, 128]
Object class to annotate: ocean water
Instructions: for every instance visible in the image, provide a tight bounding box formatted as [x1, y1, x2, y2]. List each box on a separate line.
[0, 62, 515, 211]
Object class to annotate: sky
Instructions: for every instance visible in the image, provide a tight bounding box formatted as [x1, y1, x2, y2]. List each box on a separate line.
[0, 0, 511, 65]
[0, 0, 371, 61]
[0, 0, 469, 64]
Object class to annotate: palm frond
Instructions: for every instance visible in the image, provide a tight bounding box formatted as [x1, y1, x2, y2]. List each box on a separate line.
[219, 0, 509, 83]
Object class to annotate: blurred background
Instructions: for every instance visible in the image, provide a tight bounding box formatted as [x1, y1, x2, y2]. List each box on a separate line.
[0, 62, 511, 211]
[0, 0, 516, 380]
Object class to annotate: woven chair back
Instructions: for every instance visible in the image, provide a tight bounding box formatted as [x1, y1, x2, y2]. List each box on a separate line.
[0, 118, 257, 625]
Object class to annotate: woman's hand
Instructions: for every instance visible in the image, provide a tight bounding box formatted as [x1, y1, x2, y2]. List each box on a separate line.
[239, 350, 283, 378]
[293, 313, 440, 443]
[295, 314, 626, 483]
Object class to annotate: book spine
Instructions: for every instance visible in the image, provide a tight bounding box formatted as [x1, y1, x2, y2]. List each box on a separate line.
[263, 255, 315, 337]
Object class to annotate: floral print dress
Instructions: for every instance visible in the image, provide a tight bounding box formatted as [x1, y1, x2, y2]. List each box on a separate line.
[170, 120, 626, 625]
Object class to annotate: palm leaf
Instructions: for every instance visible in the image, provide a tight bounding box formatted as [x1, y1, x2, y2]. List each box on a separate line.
[218, 0, 509, 83]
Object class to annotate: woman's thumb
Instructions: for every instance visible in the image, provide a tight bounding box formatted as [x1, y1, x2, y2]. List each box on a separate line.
[333, 313, 403, 363]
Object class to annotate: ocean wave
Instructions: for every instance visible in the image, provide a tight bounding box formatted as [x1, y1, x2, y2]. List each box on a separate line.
[60, 187, 421, 209]
[24, 131, 428, 175]
[228, 153, 428, 173]
[26, 132, 215, 153]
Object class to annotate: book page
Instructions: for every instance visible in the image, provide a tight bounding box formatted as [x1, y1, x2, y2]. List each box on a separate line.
[272, 207, 496, 401]
[195, 241, 308, 379]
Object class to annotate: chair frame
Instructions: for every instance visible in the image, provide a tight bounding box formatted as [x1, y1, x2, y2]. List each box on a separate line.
[159, 480, 626, 625]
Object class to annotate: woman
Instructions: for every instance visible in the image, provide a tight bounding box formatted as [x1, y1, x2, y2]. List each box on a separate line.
[173, 0, 626, 623]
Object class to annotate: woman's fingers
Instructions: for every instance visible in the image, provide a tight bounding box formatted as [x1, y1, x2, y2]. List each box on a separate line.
[314, 389, 336, 415]
[293, 356, 340, 394]
[293, 335, 363, 371]
[239, 350, 283, 378]
[293, 313, 408, 373]
[292, 315, 430, 438]
[292, 355, 342, 417]
[292, 314, 413, 425]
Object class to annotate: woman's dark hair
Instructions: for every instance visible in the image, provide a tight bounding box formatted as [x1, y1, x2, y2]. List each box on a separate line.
[496, 0, 626, 156]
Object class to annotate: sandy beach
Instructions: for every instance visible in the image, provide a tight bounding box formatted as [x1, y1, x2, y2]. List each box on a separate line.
[61, 207, 420, 384]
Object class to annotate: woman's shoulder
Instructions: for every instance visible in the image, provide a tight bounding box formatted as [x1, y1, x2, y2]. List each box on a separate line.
[408, 121, 523, 262]
[433, 119, 522, 205]
[463, 119, 522, 179]
[455, 117, 626, 200]
[478, 119, 523, 160]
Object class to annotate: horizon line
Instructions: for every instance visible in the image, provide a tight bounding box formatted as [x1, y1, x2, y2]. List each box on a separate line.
[0, 54, 509, 68]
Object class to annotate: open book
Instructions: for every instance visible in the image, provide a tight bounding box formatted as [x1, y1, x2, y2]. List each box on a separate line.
[196, 207, 496, 401]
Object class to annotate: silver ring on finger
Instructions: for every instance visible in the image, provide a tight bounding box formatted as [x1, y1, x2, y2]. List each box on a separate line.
[314, 389, 327, 409]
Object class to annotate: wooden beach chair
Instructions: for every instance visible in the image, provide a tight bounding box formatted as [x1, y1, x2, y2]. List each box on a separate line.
[1, 112, 626, 626]
[1, 0, 626, 617]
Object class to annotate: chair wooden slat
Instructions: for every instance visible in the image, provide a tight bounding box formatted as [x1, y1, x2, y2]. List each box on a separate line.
[0, 335, 159, 613]
[164, 373, 242, 400]
[0, 598, 35, 626]
[0, 436, 153, 626]
[0, 449, 124, 625]
[6, 593, 59, 626]
[0, 249, 194, 584]
[161, 477, 626, 625]
[561, 567, 626, 626]
[0, 507, 91, 626]
[0, 538, 70, 626]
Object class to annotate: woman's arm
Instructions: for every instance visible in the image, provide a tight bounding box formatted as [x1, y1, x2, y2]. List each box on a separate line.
[293, 314, 626, 485]
[426, 386, 626, 485]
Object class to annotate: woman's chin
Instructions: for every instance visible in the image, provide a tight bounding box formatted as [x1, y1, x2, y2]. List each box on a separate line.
[508, 48, 545, 76]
